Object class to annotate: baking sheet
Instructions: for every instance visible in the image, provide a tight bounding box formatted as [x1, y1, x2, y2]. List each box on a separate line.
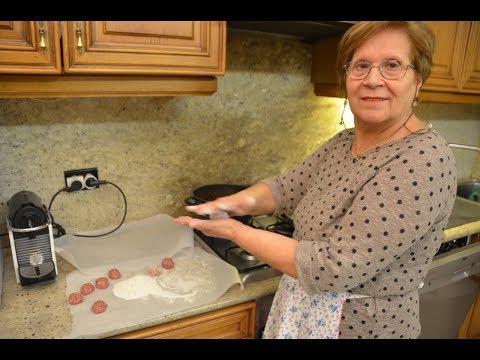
[54, 214, 193, 274]
[64, 247, 242, 338]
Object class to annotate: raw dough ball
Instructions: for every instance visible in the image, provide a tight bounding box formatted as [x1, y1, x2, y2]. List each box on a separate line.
[145, 266, 161, 277]
[91, 300, 108, 314]
[80, 282, 95, 295]
[161, 257, 175, 270]
[95, 277, 110, 289]
[68, 292, 84, 305]
[107, 268, 122, 280]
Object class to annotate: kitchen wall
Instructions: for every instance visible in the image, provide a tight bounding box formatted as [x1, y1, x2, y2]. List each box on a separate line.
[1, 29, 479, 240]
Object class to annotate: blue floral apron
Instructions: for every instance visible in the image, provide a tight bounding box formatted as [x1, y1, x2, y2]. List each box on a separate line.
[262, 274, 362, 339]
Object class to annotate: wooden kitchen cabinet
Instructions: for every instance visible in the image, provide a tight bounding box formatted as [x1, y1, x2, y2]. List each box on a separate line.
[0, 21, 226, 97]
[420, 21, 480, 104]
[109, 301, 256, 339]
[311, 36, 342, 99]
[0, 21, 62, 74]
[61, 21, 225, 76]
[457, 288, 480, 338]
[311, 21, 480, 104]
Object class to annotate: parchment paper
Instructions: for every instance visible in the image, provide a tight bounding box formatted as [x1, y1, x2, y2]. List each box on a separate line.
[55, 214, 193, 274]
[64, 247, 242, 338]
[54, 214, 242, 338]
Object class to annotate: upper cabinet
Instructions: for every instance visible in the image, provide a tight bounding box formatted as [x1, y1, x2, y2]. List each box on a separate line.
[0, 21, 226, 98]
[420, 21, 480, 104]
[61, 21, 225, 76]
[311, 36, 343, 98]
[0, 21, 62, 74]
[311, 21, 480, 105]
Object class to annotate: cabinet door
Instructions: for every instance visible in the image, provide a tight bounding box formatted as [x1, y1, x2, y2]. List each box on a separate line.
[421, 21, 470, 92]
[61, 21, 226, 76]
[311, 36, 343, 98]
[110, 301, 256, 339]
[460, 22, 480, 93]
[0, 21, 61, 74]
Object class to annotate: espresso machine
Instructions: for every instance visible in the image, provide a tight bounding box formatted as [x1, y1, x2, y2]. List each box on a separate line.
[6, 191, 58, 286]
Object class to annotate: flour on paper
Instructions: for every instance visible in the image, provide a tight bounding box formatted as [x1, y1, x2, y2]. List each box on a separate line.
[112, 253, 214, 303]
[112, 274, 157, 300]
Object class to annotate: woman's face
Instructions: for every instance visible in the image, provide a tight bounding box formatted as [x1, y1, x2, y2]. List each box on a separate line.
[346, 28, 423, 129]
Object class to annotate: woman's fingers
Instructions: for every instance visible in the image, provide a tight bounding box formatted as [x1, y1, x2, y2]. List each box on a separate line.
[174, 216, 239, 240]
[185, 204, 218, 215]
[209, 210, 229, 219]
[173, 215, 195, 227]
[184, 193, 257, 217]
[185, 203, 233, 218]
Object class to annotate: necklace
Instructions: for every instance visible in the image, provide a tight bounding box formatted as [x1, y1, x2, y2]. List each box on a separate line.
[404, 119, 433, 134]
[351, 113, 413, 161]
[351, 132, 397, 161]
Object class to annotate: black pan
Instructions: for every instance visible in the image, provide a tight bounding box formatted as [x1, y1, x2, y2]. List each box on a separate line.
[184, 184, 251, 224]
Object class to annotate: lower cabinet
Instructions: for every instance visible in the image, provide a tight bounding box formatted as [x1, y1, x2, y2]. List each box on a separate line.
[110, 301, 256, 339]
[457, 286, 480, 339]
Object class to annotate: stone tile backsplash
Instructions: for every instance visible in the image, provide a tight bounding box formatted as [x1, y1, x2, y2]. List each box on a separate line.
[0, 29, 479, 239]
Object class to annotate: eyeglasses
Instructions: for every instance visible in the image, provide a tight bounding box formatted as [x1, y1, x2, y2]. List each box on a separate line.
[344, 60, 416, 80]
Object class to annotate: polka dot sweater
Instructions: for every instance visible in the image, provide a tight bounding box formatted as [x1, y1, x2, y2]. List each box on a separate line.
[262, 129, 457, 338]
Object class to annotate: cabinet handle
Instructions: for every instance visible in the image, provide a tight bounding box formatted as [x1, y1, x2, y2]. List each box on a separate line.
[38, 21, 48, 52]
[75, 21, 84, 53]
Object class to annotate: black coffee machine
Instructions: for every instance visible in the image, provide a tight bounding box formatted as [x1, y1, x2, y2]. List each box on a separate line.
[6, 191, 58, 286]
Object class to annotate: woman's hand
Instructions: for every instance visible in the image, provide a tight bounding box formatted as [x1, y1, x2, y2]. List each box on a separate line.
[175, 214, 299, 278]
[185, 194, 256, 218]
[174, 216, 245, 241]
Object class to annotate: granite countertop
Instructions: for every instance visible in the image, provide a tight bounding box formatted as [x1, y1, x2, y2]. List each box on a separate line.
[0, 244, 280, 339]
[1, 196, 479, 339]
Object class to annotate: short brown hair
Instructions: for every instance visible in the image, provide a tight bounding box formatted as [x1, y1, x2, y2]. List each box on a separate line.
[336, 21, 435, 96]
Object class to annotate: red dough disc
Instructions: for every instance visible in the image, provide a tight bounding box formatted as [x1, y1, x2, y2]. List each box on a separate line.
[95, 277, 110, 289]
[80, 282, 95, 295]
[145, 266, 162, 277]
[161, 257, 175, 270]
[68, 292, 84, 305]
[107, 268, 122, 280]
[91, 300, 108, 314]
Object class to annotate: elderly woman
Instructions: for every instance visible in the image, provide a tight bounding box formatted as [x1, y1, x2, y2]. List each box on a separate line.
[175, 21, 457, 339]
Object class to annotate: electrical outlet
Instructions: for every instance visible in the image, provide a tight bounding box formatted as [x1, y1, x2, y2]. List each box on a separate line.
[64, 167, 99, 191]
